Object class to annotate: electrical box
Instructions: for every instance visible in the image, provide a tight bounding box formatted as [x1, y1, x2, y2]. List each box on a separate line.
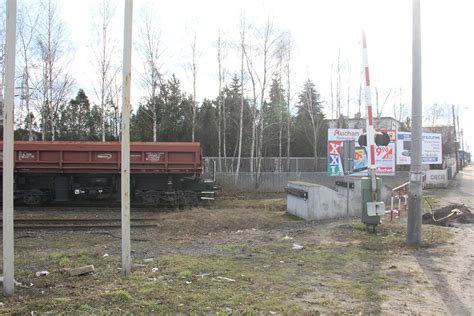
[366, 201, 386, 216]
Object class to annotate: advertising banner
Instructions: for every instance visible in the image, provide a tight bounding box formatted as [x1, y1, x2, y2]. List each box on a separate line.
[328, 128, 396, 176]
[396, 132, 442, 165]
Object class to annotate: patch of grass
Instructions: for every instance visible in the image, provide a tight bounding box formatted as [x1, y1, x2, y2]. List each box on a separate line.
[58, 256, 72, 267]
[423, 194, 440, 211]
[138, 254, 306, 313]
[216, 198, 286, 211]
[319, 296, 338, 307]
[110, 290, 133, 303]
[421, 225, 453, 247]
[217, 243, 251, 254]
[78, 303, 95, 313]
[53, 297, 71, 303]
[178, 269, 193, 279]
[4, 210, 458, 314]
[282, 212, 304, 221]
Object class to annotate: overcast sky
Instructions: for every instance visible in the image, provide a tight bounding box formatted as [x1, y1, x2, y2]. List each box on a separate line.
[5, 0, 474, 151]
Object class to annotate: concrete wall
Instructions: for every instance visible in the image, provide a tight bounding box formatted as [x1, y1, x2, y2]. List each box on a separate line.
[286, 181, 362, 220]
[425, 169, 448, 188]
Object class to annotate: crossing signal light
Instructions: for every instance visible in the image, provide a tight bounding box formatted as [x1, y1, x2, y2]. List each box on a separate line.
[358, 131, 391, 147]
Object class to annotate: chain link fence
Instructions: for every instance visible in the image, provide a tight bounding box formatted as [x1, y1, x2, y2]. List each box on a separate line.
[203, 157, 328, 175]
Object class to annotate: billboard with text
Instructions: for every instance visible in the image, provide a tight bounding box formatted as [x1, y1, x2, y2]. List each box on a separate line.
[396, 132, 442, 165]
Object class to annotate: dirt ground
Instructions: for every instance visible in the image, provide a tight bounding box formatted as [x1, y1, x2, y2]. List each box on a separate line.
[0, 167, 473, 314]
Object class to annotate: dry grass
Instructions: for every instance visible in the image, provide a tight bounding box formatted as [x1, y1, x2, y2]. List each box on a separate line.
[0, 198, 455, 314]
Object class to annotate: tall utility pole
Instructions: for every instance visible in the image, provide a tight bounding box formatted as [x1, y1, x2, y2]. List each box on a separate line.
[121, 0, 133, 276]
[0, 77, 3, 126]
[3, 0, 17, 296]
[407, 0, 423, 246]
[456, 109, 462, 170]
[452, 105, 459, 173]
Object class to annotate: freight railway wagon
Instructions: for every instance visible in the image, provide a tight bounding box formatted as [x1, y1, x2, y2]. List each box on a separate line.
[0, 141, 217, 206]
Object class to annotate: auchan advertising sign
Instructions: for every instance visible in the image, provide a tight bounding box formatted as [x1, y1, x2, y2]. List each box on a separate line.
[328, 128, 395, 176]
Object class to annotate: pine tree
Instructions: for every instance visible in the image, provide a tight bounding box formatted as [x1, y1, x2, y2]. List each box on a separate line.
[57, 89, 92, 140]
[221, 75, 252, 158]
[196, 99, 218, 156]
[130, 103, 153, 141]
[293, 80, 327, 165]
[88, 104, 103, 141]
[263, 77, 287, 157]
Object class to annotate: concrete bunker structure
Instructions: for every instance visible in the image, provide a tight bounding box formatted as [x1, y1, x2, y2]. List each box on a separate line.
[286, 180, 363, 221]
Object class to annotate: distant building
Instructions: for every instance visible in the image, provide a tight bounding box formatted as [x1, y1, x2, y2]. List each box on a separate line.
[325, 116, 403, 131]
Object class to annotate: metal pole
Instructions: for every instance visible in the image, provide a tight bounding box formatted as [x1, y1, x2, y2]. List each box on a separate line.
[3, 0, 17, 296]
[361, 31, 377, 199]
[346, 177, 350, 215]
[121, 0, 133, 276]
[407, 0, 423, 246]
[456, 107, 462, 170]
[452, 105, 460, 171]
[460, 129, 464, 167]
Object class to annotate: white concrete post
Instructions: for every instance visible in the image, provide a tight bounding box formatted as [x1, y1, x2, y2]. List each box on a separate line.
[407, 0, 423, 246]
[121, 0, 133, 276]
[3, 0, 17, 296]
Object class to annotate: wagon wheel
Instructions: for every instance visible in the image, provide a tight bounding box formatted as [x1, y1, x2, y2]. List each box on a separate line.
[191, 193, 200, 207]
[178, 193, 188, 209]
[173, 196, 181, 210]
[23, 192, 42, 206]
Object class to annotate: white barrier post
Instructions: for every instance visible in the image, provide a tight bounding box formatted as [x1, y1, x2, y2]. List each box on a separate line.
[121, 0, 133, 276]
[3, 0, 17, 296]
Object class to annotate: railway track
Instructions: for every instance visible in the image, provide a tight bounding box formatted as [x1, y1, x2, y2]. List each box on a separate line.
[0, 217, 158, 230]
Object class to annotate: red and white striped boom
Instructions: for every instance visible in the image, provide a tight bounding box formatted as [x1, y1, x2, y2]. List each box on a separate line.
[361, 31, 376, 171]
[361, 30, 377, 195]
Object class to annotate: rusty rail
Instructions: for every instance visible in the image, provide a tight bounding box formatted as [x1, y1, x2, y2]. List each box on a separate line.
[0, 217, 157, 230]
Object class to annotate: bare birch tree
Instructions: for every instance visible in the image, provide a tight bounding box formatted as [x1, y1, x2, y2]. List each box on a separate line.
[284, 32, 293, 172]
[235, 15, 246, 182]
[244, 30, 258, 177]
[330, 64, 334, 120]
[138, 1, 163, 142]
[35, 0, 74, 141]
[346, 61, 351, 118]
[335, 49, 342, 119]
[243, 18, 280, 184]
[275, 33, 292, 172]
[392, 86, 407, 122]
[357, 74, 362, 117]
[17, 3, 38, 140]
[187, 30, 199, 142]
[109, 70, 122, 138]
[216, 29, 227, 172]
[425, 103, 448, 126]
[91, 0, 118, 142]
[374, 85, 392, 126]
